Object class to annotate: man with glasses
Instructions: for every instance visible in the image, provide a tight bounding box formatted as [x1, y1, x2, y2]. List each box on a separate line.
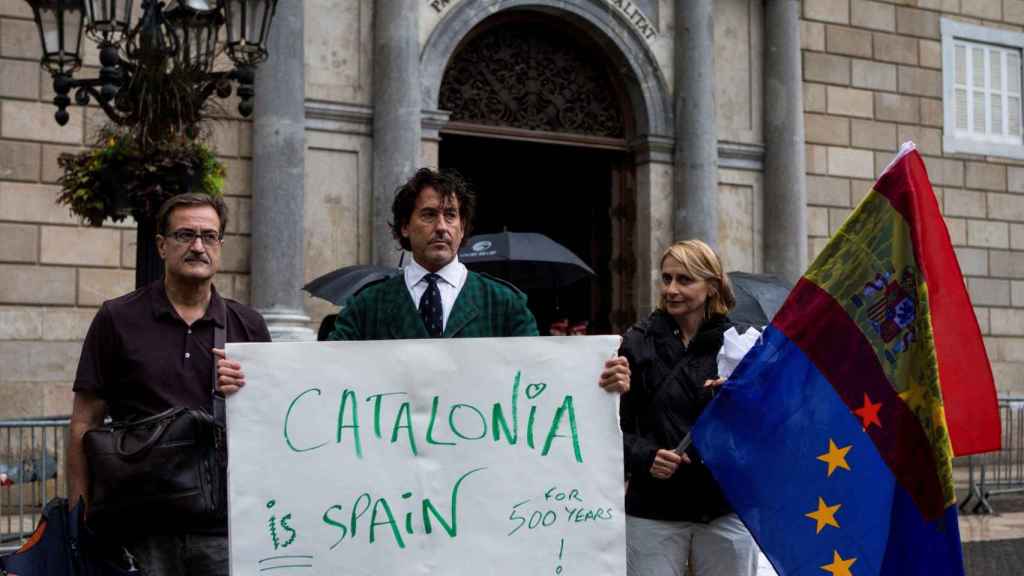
[67, 193, 270, 576]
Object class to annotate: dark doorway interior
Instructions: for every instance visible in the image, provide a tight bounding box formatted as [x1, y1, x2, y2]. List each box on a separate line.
[440, 134, 621, 334]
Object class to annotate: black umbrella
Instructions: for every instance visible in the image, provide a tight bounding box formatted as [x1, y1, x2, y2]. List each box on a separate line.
[728, 271, 794, 330]
[458, 232, 595, 290]
[303, 264, 401, 306]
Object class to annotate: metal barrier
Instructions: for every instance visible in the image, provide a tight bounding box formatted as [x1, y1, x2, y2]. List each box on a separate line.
[959, 398, 1024, 514]
[0, 417, 68, 552]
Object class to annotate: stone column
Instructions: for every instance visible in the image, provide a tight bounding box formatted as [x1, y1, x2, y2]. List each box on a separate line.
[763, 0, 807, 284]
[372, 0, 421, 266]
[674, 0, 719, 246]
[250, 0, 314, 341]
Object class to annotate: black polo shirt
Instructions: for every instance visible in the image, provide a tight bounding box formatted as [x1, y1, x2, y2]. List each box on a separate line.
[73, 280, 272, 421]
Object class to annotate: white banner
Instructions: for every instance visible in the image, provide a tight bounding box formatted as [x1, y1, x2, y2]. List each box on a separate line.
[226, 337, 626, 576]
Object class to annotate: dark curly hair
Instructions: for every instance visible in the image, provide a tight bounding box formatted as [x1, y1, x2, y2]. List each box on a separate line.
[389, 168, 476, 251]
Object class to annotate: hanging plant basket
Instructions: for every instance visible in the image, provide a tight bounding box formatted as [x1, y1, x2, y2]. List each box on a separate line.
[57, 127, 226, 227]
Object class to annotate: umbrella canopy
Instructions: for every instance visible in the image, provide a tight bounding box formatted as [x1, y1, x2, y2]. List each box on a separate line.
[302, 264, 401, 306]
[727, 271, 793, 330]
[458, 232, 595, 290]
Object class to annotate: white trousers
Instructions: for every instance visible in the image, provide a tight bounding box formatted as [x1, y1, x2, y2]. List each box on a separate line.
[625, 513, 759, 576]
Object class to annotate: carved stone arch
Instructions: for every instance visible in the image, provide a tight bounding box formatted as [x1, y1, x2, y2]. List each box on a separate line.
[420, 0, 673, 139]
[439, 15, 628, 138]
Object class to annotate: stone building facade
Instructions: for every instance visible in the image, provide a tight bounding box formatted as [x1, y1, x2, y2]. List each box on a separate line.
[0, 0, 1021, 417]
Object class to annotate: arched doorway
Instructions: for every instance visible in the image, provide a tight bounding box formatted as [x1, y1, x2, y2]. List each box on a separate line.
[437, 12, 638, 334]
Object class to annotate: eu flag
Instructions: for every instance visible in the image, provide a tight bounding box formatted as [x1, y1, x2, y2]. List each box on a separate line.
[692, 143, 1000, 576]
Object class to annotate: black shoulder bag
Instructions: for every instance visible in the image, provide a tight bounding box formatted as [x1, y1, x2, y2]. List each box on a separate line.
[83, 322, 228, 534]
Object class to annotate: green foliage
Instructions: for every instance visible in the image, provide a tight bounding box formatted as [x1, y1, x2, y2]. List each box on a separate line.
[57, 126, 226, 227]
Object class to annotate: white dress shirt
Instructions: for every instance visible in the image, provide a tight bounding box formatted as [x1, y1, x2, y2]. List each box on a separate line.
[404, 256, 468, 333]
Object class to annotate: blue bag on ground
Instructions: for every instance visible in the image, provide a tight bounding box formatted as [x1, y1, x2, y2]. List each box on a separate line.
[0, 497, 140, 576]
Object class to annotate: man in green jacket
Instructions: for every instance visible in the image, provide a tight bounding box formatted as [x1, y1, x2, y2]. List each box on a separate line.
[328, 169, 538, 341]
[327, 168, 629, 392]
[219, 169, 629, 393]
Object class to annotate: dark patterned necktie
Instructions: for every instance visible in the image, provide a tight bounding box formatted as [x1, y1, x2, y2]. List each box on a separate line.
[419, 273, 443, 337]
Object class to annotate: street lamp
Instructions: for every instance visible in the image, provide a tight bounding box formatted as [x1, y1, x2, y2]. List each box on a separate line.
[166, 5, 222, 73]
[26, 0, 279, 288]
[83, 0, 133, 43]
[25, 0, 86, 126]
[23, 0, 278, 132]
[223, 0, 275, 65]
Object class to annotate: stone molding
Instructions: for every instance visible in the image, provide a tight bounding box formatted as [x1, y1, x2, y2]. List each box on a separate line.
[422, 109, 452, 143]
[633, 138, 765, 171]
[631, 134, 674, 164]
[420, 0, 673, 138]
[304, 100, 373, 135]
[297, 105, 764, 173]
[302, 103, 457, 143]
[719, 142, 765, 171]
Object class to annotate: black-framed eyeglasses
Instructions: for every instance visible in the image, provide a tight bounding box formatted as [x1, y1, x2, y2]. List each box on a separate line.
[169, 228, 223, 246]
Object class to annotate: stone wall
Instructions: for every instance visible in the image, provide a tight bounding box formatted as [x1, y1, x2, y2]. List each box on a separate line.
[0, 0, 377, 417]
[306, 0, 374, 105]
[716, 0, 764, 146]
[16, 0, 1015, 417]
[0, 0, 255, 416]
[0, 0, 771, 416]
[302, 0, 375, 328]
[302, 123, 374, 330]
[802, 0, 1024, 395]
[716, 0, 766, 275]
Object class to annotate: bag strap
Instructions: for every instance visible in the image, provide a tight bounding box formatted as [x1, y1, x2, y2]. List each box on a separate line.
[115, 410, 183, 459]
[213, 323, 225, 395]
[212, 299, 227, 424]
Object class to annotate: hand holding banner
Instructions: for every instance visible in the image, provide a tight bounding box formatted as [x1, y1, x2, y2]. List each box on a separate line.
[226, 336, 625, 576]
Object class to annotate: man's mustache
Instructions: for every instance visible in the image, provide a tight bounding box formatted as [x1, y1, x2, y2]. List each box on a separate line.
[185, 253, 211, 263]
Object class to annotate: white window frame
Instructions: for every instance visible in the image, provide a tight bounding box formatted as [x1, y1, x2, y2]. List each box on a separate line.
[942, 18, 1024, 159]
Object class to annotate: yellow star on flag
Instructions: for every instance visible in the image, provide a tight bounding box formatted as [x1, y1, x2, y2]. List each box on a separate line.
[899, 380, 928, 413]
[821, 550, 856, 576]
[805, 497, 842, 534]
[817, 439, 852, 477]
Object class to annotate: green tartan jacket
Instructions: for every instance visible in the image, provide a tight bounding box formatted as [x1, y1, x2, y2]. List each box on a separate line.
[327, 271, 539, 340]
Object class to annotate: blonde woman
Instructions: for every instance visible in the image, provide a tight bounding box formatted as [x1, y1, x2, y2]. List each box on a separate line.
[619, 240, 757, 576]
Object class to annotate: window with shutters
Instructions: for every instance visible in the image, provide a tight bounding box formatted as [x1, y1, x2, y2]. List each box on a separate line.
[942, 19, 1024, 159]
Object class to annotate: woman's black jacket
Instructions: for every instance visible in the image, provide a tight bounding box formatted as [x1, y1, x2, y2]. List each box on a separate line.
[618, 309, 734, 523]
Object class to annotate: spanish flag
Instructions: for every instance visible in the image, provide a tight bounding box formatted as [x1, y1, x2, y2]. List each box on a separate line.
[692, 143, 1000, 575]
